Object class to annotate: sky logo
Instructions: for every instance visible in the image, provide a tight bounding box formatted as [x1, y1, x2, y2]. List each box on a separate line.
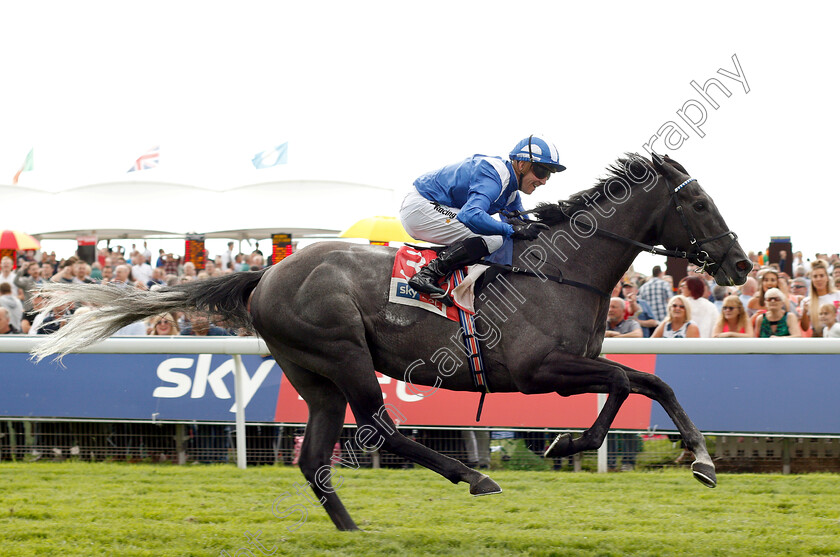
[152, 355, 276, 412]
[396, 281, 419, 300]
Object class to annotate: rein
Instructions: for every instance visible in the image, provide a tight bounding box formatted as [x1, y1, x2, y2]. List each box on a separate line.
[501, 174, 738, 286]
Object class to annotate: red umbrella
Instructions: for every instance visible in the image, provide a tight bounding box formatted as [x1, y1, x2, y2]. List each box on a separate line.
[0, 230, 41, 250]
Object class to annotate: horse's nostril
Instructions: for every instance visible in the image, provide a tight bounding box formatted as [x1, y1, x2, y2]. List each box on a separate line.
[735, 259, 752, 272]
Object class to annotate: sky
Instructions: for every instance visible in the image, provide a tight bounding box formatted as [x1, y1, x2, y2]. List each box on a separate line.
[1, 1, 837, 269]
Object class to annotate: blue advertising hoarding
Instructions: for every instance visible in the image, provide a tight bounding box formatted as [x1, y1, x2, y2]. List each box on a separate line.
[0, 353, 282, 422]
[1, 352, 838, 434]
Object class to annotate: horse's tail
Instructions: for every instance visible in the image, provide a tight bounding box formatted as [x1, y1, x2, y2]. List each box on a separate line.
[31, 268, 269, 362]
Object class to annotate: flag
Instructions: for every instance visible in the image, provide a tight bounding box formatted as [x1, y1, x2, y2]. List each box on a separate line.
[252, 143, 288, 169]
[127, 145, 160, 172]
[12, 148, 34, 184]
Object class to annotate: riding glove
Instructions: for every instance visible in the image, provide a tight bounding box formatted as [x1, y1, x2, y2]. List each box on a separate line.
[511, 222, 549, 241]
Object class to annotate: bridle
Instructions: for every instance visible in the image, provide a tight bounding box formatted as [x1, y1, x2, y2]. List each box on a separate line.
[502, 169, 739, 278]
[663, 177, 739, 276]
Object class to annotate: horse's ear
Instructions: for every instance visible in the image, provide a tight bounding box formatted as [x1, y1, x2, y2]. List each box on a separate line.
[663, 154, 689, 175]
[650, 151, 665, 172]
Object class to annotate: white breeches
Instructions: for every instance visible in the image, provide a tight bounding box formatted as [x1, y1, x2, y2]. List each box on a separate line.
[399, 190, 504, 252]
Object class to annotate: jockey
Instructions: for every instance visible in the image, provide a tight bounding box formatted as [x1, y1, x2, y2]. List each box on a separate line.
[400, 134, 565, 299]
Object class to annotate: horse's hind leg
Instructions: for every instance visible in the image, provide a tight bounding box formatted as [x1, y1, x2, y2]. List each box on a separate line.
[273, 356, 359, 531]
[617, 366, 716, 488]
[333, 360, 501, 497]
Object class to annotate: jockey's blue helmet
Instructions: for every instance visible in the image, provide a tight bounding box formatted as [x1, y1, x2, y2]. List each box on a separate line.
[509, 135, 566, 173]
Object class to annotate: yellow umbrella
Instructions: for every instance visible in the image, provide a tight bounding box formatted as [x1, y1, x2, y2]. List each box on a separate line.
[339, 216, 416, 244]
[0, 230, 40, 250]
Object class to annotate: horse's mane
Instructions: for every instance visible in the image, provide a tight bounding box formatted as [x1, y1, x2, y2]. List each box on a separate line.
[533, 153, 656, 226]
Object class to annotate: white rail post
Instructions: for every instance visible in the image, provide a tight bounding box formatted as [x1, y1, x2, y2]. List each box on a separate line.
[597, 393, 608, 473]
[233, 354, 247, 470]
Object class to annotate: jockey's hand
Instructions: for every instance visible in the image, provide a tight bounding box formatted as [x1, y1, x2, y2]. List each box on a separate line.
[511, 222, 549, 241]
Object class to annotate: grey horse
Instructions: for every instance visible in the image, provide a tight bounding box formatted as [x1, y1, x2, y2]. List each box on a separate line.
[33, 153, 751, 531]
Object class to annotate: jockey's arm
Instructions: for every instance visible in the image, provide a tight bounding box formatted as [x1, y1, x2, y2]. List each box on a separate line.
[457, 192, 515, 238]
[455, 165, 517, 237]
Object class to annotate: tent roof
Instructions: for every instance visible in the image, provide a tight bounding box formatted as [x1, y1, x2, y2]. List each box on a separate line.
[2, 179, 399, 241]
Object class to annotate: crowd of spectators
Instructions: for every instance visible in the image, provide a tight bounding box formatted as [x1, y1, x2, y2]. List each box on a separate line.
[2, 243, 840, 339]
[0, 240, 268, 336]
[608, 250, 840, 339]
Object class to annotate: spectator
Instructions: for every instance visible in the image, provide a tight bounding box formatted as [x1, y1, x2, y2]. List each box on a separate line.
[235, 254, 250, 272]
[637, 265, 671, 322]
[789, 277, 808, 309]
[74, 262, 95, 284]
[622, 282, 658, 337]
[179, 313, 231, 336]
[156, 249, 166, 268]
[13, 261, 43, 312]
[148, 313, 179, 336]
[51, 257, 78, 284]
[739, 276, 758, 316]
[25, 293, 48, 335]
[182, 261, 197, 279]
[778, 250, 789, 274]
[0, 283, 24, 331]
[792, 251, 807, 273]
[607, 433, 641, 472]
[818, 303, 840, 338]
[712, 285, 729, 311]
[605, 297, 643, 338]
[713, 295, 754, 338]
[800, 260, 840, 337]
[90, 262, 103, 281]
[39, 261, 54, 282]
[142, 241, 152, 263]
[163, 253, 181, 276]
[755, 288, 801, 338]
[651, 295, 700, 338]
[146, 267, 166, 289]
[748, 268, 780, 313]
[110, 265, 133, 289]
[221, 242, 234, 272]
[0, 256, 18, 297]
[100, 265, 115, 283]
[461, 430, 490, 469]
[38, 302, 74, 335]
[130, 253, 153, 285]
[679, 276, 718, 338]
[0, 306, 19, 334]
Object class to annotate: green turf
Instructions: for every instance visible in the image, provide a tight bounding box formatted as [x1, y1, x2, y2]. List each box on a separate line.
[1, 462, 838, 556]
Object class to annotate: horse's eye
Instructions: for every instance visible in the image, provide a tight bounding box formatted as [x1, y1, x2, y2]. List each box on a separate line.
[693, 202, 706, 212]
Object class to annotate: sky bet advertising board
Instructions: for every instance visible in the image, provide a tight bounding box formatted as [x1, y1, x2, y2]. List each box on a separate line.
[1, 352, 838, 434]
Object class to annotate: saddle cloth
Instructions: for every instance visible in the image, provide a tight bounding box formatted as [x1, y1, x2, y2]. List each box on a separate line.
[389, 246, 488, 321]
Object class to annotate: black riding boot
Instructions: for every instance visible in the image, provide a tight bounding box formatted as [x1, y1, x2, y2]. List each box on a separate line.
[408, 237, 490, 299]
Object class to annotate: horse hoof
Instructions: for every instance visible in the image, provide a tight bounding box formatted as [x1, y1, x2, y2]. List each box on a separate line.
[470, 474, 502, 497]
[691, 461, 717, 488]
[544, 433, 573, 458]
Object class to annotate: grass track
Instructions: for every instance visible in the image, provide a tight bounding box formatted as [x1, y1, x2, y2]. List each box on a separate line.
[1, 462, 839, 556]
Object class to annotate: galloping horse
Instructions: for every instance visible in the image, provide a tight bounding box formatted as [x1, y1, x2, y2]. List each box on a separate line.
[34, 153, 750, 531]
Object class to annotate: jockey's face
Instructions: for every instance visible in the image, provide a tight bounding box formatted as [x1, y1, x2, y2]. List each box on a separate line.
[517, 161, 549, 195]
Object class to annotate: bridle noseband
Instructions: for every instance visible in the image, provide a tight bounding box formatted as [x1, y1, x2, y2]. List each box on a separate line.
[667, 177, 738, 276]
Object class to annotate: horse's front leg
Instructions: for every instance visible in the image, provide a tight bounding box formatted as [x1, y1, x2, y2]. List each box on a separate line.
[612, 364, 717, 488]
[519, 351, 630, 458]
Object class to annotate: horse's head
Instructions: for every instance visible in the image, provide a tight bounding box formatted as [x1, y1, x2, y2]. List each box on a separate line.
[650, 153, 751, 286]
